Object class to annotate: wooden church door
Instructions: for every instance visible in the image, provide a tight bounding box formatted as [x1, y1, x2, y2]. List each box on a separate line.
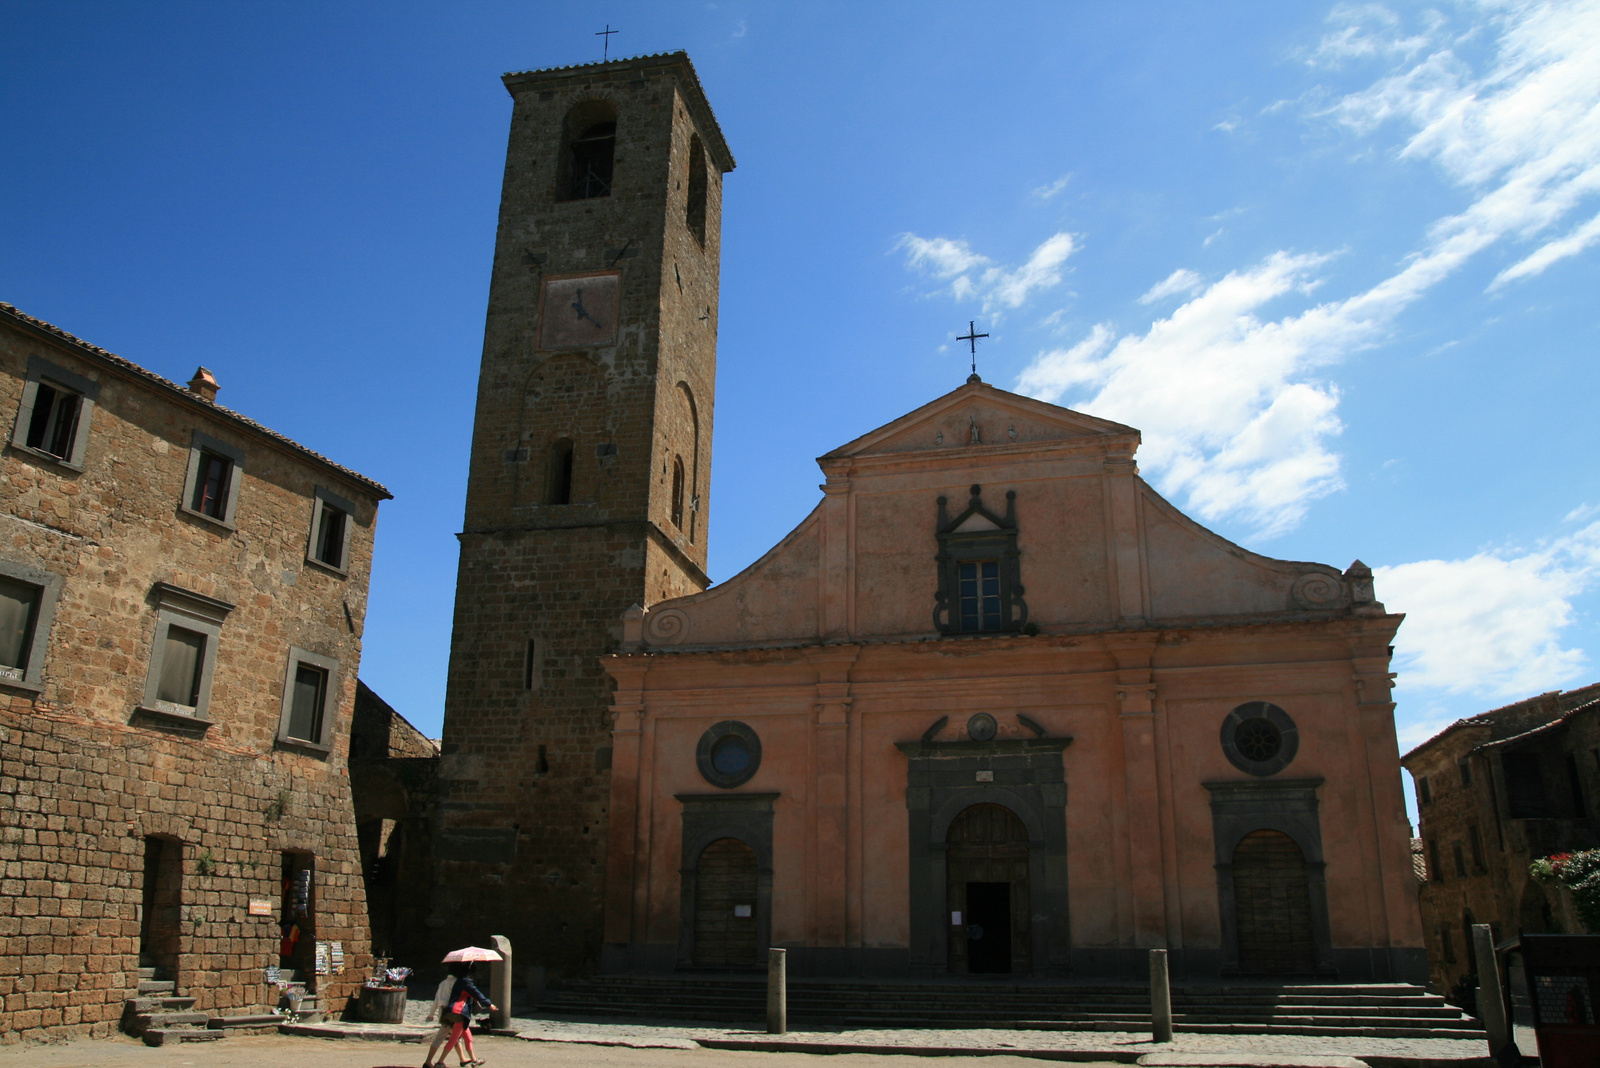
[693, 837, 759, 967]
[1232, 830, 1315, 974]
[945, 804, 1032, 975]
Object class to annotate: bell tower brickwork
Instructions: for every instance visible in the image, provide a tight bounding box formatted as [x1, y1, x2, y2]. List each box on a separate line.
[432, 52, 733, 972]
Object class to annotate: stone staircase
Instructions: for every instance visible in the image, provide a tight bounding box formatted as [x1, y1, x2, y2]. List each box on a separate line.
[539, 974, 1487, 1040]
[123, 961, 290, 1045]
[123, 965, 220, 1047]
[275, 968, 325, 1023]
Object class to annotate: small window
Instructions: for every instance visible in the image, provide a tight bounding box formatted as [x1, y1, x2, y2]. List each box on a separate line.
[670, 457, 685, 529]
[685, 133, 708, 245]
[1418, 775, 1432, 805]
[277, 646, 340, 750]
[958, 560, 1002, 631]
[546, 439, 574, 505]
[1428, 838, 1443, 882]
[11, 356, 99, 468]
[1458, 758, 1473, 787]
[1453, 841, 1468, 878]
[0, 561, 62, 690]
[180, 431, 245, 528]
[568, 122, 615, 200]
[306, 487, 356, 573]
[1469, 824, 1486, 871]
[140, 583, 233, 723]
[1439, 924, 1456, 965]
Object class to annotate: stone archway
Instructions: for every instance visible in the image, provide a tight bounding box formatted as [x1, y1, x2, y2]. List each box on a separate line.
[945, 803, 1032, 975]
[1232, 830, 1316, 974]
[692, 838, 759, 967]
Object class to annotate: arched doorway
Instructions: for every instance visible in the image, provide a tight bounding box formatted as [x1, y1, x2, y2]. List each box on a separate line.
[946, 803, 1032, 975]
[1232, 829, 1315, 974]
[693, 837, 758, 967]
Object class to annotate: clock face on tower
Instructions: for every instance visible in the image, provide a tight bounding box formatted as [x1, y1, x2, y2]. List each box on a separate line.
[538, 272, 622, 350]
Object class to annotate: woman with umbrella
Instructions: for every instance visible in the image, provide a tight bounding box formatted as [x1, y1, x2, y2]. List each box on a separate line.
[428, 947, 499, 1068]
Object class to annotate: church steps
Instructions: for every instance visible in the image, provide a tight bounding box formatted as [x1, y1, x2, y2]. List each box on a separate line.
[539, 977, 1482, 1038]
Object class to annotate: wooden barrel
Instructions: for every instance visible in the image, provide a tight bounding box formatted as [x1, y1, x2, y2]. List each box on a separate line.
[359, 985, 408, 1023]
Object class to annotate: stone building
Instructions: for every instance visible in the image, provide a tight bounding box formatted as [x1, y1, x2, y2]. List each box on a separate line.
[601, 379, 1425, 981]
[1401, 685, 1600, 996]
[432, 51, 732, 970]
[0, 303, 389, 1042]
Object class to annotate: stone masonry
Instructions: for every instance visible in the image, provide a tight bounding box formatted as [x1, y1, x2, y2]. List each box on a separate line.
[0, 303, 390, 1042]
[427, 52, 734, 975]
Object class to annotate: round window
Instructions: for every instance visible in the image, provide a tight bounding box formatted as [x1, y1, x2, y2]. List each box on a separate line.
[1220, 701, 1298, 777]
[696, 721, 762, 789]
[710, 734, 753, 778]
[1234, 718, 1282, 762]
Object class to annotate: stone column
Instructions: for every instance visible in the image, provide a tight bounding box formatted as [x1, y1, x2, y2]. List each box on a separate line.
[1473, 924, 1513, 1059]
[1150, 948, 1173, 1043]
[1117, 663, 1167, 950]
[489, 935, 512, 1030]
[807, 646, 858, 958]
[767, 947, 787, 1034]
[602, 656, 649, 966]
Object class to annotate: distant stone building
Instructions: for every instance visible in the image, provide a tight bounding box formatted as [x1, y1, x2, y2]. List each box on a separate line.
[1401, 685, 1600, 996]
[348, 680, 439, 958]
[601, 379, 1425, 981]
[432, 51, 732, 972]
[0, 303, 389, 1042]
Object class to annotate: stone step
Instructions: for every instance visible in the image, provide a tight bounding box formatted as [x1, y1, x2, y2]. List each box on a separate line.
[137, 967, 157, 981]
[143, 1028, 225, 1047]
[208, 1016, 289, 1029]
[135, 1012, 211, 1030]
[125, 996, 197, 1013]
[137, 979, 176, 995]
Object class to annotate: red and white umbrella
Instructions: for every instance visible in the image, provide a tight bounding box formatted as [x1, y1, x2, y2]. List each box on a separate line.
[442, 946, 502, 963]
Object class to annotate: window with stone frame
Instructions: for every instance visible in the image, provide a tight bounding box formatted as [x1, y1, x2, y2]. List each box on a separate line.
[277, 646, 340, 750]
[933, 485, 1028, 635]
[685, 133, 708, 245]
[560, 101, 618, 201]
[1418, 775, 1432, 805]
[0, 559, 63, 691]
[671, 457, 685, 530]
[306, 487, 355, 573]
[10, 355, 99, 468]
[546, 438, 574, 505]
[140, 583, 234, 724]
[180, 431, 244, 528]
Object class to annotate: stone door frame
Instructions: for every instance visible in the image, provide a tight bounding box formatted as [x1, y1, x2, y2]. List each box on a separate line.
[675, 793, 778, 969]
[1203, 777, 1335, 977]
[898, 738, 1072, 977]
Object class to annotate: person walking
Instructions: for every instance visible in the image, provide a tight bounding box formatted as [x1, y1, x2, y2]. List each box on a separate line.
[435, 961, 496, 1067]
[422, 965, 472, 1068]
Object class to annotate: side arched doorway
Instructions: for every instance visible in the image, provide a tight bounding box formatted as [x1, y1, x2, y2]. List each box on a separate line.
[1232, 829, 1316, 974]
[693, 837, 759, 967]
[946, 804, 1032, 975]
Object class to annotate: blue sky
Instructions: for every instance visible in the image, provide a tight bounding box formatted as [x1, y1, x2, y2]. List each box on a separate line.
[4, 3, 1599, 814]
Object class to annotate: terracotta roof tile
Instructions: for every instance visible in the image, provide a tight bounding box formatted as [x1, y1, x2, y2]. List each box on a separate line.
[0, 302, 390, 500]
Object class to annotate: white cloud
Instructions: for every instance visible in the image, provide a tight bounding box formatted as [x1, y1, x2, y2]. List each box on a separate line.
[1493, 209, 1600, 286]
[1139, 268, 1205, 304]
[1032, 175, 1071, 200]
[1308, 4, 1439, 68]
[1377, 521, 1600, 698]
[897, 232, 1077, 314]
[1007, 1, 1600, 537]
[1020, 253, 1364, 536]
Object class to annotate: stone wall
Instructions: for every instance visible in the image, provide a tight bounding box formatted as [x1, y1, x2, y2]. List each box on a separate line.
[0, 306, 387, 1042]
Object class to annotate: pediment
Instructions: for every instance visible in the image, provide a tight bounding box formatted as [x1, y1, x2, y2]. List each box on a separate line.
[820, 378, 1139, 462]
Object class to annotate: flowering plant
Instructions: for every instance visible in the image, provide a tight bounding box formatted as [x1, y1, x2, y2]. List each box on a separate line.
[1530, 849, 1600, 932]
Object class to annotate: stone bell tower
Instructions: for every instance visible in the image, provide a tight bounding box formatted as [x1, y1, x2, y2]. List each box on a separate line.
[433, 51, 734, 972]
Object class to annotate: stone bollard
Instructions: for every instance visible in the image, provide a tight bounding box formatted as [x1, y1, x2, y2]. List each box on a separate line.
[1149, 948, 1173, 1043]
[489, 935, 513, 1031]
[1472, 924, 1515, 1062]
[767, 947, 787, 1035]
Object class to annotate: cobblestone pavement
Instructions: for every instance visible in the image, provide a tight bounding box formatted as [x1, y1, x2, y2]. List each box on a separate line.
[508, 1012, 1494, 1065]
[0, 1033, 1120, 1068]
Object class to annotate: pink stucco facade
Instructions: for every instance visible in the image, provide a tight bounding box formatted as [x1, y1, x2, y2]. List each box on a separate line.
[601, 380, 1424, 980]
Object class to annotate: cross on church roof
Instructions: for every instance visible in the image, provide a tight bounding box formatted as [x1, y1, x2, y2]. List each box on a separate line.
[596, 24, 618, 62]
[956, 320, 989, 380]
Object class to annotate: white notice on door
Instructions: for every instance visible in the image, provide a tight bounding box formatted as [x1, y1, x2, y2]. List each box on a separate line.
[733, 904, 752, 918]
[951, 911, 962, 925]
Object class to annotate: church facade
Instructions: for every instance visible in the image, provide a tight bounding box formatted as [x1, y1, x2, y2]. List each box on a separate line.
[601, 385, 1425, 981]
[436, 49, 1424, 983]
